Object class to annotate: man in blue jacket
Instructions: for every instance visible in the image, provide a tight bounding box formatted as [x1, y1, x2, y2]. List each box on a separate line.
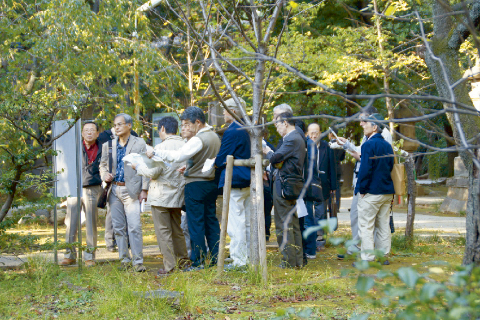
[355, 113, 395, 263]
[215, 98, 251, 269]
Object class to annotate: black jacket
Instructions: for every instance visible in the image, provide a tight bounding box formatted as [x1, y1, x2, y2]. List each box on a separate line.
[331, 145, 345, 180]
[267, 129, 306, 183]
[82, 141, 102, 187]
[316, 140, 337, 200]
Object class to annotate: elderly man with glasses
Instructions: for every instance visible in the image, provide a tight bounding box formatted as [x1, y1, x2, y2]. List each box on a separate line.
[99, 113, 149, 272]
[263, 110, 306, 268]
[60, 121, 103, 267]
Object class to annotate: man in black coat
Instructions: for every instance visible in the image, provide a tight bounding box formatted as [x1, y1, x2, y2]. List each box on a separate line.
[264, 111, 306, 268]
[304, 123, 337, 256]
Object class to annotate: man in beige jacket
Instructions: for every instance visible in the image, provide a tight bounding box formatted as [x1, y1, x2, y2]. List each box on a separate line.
[133, 116, 189, 275]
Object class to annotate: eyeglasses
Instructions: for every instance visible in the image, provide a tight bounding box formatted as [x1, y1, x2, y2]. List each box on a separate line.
[181, 122, 193, 128]
[113, 122, 126, 128]
[274, 120, 285, 127]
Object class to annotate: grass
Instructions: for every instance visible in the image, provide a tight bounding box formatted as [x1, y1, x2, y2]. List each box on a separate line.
[0, 214, 466, 320]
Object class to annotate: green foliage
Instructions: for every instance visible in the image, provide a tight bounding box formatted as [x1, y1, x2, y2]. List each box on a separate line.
[0, 0, 188, 219]
[354, 263, 480, 319]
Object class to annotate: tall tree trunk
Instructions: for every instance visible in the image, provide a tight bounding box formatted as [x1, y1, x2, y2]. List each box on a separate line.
[425, 0, 480, 264]
[249, 44, 266, 268]
[405, 156, 416, 239]
[373, 0, 395, 137]
[186, 0, 194, 106]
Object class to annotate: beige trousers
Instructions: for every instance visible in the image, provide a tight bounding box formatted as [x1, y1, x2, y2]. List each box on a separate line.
[64, 185, 102, 261]
[151, 206, 189, 272]
[357, 193, 393, 261]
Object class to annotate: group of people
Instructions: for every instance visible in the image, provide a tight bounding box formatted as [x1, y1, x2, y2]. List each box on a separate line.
[60, 100, 396, 274]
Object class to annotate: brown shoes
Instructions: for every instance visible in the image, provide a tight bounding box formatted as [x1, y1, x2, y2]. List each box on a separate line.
[85, 260, 95, 267]
[59, 258, 76, 266]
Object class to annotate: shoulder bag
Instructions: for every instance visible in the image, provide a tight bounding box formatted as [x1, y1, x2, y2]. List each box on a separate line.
[276, 174, 304, 201]
[97, 140, 113, 208]
[391, 156, 406, 196]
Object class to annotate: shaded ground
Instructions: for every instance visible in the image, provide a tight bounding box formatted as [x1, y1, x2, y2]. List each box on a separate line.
[0, 189, 468, 319]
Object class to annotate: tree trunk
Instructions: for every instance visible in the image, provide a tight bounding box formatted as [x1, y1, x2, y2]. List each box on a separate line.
[463, 163, 480, 264]
[373, 0, 395, 137]
[249, 45, 266, 268]
[425, 0, 480, 264]
[404, 156, 416, 239]
[0, 168, 22, 223]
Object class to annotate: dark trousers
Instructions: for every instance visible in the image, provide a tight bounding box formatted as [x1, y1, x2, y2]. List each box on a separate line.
[299, 216, 307, 264]
[273, 183, 303, 268]
[304, 200, 326, 255]
[264, 186, 273, 241]
[328, 179, 341, 215]
[184, 180, 220, 267]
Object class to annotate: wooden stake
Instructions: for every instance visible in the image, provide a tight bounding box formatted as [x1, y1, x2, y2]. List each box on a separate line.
[217, 155, 234, 276]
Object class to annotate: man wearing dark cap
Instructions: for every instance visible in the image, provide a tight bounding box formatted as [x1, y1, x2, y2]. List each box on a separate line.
[355, 113, 395, 263]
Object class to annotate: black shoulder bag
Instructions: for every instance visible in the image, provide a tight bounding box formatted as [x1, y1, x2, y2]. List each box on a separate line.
[97, 140, 113, 208]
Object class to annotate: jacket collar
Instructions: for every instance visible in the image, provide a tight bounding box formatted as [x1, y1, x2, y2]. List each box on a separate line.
[164, 135, 183, 141]
[367, 132, 383, 141]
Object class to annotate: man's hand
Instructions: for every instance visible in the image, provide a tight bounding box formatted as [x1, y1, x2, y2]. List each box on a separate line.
[360, 194, 365, 198]
[263, 146, 272, 155]
[349, 150, 360, 161]
[146, 149, 155, 159]
[177, 165, 186, 174]
[263, 171, 269, 181]
[139, 190, 148, 203]
[337, 137, 347, 145]
[131, 163, 137, 170]
[104, 173, 114, 183]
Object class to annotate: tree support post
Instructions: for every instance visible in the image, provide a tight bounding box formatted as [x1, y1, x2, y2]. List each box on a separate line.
[53, 161, 58, 264]
[75, 121, 82, 271]
[216, 155, 268, 282]
[216, 155, 234, 276]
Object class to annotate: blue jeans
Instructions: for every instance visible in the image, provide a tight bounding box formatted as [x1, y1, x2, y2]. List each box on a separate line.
[184, 181, 220, 267]
[304, 200, 326, 256]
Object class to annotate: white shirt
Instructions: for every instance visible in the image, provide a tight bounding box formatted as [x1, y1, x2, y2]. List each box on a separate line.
[152, 127, 211, 163]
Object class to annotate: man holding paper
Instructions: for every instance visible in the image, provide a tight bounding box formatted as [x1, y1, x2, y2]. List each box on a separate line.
[263, 110, 306, 268]
[148, 107, 221, 271]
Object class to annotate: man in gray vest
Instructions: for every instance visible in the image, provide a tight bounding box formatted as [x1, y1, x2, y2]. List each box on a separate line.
[149, 107, 221, 271]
